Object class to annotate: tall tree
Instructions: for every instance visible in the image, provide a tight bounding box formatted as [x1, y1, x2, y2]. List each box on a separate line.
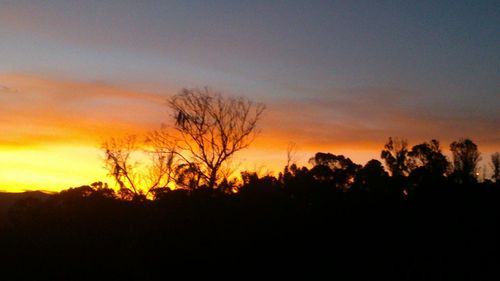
[154, 88, 265, 189]
[491, 152, 500, 182]
[450, 138, 481, 184]
[381, 137, 411, 177]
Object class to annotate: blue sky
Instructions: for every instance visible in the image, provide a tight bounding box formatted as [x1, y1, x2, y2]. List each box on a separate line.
[0, 0, 498, 189]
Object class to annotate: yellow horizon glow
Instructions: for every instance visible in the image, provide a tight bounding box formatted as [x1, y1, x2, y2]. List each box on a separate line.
[1, 73, 498, 192]
[0, 144, 108, 192]
[0, 140, 379, 192]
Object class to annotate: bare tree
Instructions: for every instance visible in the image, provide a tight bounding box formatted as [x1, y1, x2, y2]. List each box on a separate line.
[144, 130, 179, 190]
[491, 152, 500, 182]
[103, 135, 177, 199]
[153, 88, 265, 189]
[103, 136, 139, 199]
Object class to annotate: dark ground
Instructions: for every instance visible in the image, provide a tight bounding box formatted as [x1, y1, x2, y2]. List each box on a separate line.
[0, 182, 497, 280]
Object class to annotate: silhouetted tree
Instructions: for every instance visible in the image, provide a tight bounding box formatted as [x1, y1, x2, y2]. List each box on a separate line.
[309, 152, 361, 189]
[174, 162, 203, 190]
[354, 159, 389, 192]
[240, 171, 280, 193]
[103, 135, 176, 199]
[286, 142, 297, 168]
[409, 139, 449, 177]
[450, 138, 481, 184]
[381, 137, 411, 177]
[280, 163, 313, 190]
[491, 152, 500, 182]
[103, 136, 139, 199]
[152, 88, 265, 189]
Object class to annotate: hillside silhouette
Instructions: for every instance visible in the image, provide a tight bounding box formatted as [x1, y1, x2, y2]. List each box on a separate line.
[0, 191, 51, 225]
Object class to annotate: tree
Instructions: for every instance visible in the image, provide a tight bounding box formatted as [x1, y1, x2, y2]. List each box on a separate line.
[153, 88, 265, 189]
[381, 137, 411, 177]
[450, 138, 481, 184]
[408, 139, 449, 176]
[353, 159, 389, 193]
[491, 152, 500, 182]
[103, 135, 177, 199]
[286, 142, 297, 168]
[309, 152, 361, 189]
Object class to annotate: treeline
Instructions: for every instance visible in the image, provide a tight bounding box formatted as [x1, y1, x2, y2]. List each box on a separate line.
[107, 136, 499, 200]
[0, 138, 498, 279]
[0, 88, 498, 278]
[99, 89, 499, 200]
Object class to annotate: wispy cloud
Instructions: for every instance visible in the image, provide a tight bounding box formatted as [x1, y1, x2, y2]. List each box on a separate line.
[258, 86, 500, 152]
[0, 73, 172, 147]
[2, 74, 497, 153]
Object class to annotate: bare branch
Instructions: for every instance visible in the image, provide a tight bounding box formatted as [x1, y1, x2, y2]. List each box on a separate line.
[163, 88, 265, 189]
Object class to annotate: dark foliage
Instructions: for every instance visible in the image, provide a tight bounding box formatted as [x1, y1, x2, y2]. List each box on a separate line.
[450, 138, 481, 184]
[0, 139, 498, 279]
[0, 174, 498, 279]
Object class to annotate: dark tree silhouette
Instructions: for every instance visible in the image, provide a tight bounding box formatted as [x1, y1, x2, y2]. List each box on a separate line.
[381, 137, 411, 177]
[309, 152, 361, 189]
[450, 138, 481, 184]
[103, 135, 177, 199]
[174, 162, 203, 189]
[409, 139, 449, 176]
[286, 142, 297, 168]
[153, 88, 265, 189]
[491, 152, 500, 182]
[102, 88, 264, 194]
[354, 159, 389, 192]
[103, 136, 140, 199]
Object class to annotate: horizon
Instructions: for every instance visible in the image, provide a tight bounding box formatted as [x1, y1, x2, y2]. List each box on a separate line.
[1, 1, 499, 192]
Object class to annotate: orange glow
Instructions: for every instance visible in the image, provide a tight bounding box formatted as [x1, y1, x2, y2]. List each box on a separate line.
[0, 73, 168, 191]
[1, 73, 498, 191]
[0, 144, 107, 192]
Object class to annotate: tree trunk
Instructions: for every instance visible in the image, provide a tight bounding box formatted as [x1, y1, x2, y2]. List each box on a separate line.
[208, 168, 218, 189]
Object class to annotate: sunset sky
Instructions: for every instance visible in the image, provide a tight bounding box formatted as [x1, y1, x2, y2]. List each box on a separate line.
[0, 1, 498, 191]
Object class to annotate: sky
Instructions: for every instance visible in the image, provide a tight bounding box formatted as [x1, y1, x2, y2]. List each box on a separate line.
[0, 0, 499, 191]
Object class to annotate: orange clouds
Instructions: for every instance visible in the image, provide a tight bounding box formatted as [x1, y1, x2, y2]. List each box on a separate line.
[0, 73, 498, 191]
[258, 87, 500, 153]
[243, 86, 500, 173]
[3, 73, 494, 155]
[0, 73, 171, 147]
[0, 73, 176, 191]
